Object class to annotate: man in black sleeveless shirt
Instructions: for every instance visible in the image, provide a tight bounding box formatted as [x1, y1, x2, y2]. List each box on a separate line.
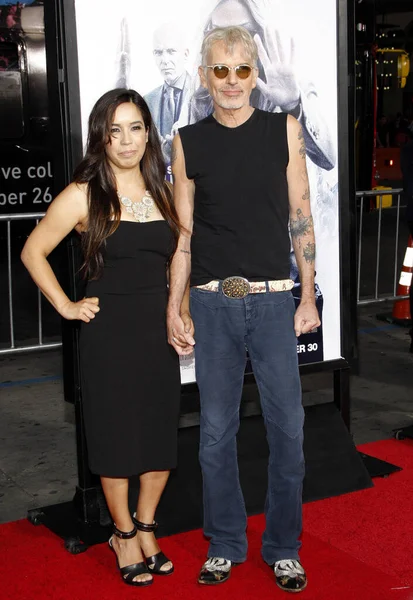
[167, 26, 320, 594]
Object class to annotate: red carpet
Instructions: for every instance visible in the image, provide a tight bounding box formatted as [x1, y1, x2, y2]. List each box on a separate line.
[1, 438, 413, 599]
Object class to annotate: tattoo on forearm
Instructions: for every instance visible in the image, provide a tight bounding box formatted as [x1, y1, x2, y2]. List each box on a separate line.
[290, 209, 314, 238]
[303, 241, 316, 264]
[298, 127, 306, 160]
[171, 146, 177, 165]
[180, 249, 191, 255]
[302, 187, 310, 201]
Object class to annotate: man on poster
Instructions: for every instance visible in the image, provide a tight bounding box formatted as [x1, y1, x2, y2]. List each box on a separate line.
[167, 25, 319, 593]
[144, 22, 192, 162]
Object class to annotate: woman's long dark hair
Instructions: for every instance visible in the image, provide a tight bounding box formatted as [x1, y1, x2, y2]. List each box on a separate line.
[73, 88, 180, 279]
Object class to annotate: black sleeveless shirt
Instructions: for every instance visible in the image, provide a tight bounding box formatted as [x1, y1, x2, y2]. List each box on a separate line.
[179, 109, 290, 286]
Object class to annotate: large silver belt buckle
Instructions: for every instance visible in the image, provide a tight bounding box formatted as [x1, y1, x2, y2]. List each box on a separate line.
[222, 276, 251, 299]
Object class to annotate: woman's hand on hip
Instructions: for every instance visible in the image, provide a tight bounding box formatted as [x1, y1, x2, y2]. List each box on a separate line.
[59, 297, 100, 323]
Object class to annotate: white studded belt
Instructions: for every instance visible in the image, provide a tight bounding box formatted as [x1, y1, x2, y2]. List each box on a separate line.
[195, 276, 294, 299]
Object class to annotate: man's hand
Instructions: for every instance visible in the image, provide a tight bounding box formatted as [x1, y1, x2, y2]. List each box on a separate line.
[294, 299, 320, 337]
[254, 30, 300, 113]
[167, 310, 195, 356]
[181, 311, 195, 342]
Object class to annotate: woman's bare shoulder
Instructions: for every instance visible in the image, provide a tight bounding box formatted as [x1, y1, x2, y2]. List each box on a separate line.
[49, 182, 89, 229]
[69, 181, 89, 198]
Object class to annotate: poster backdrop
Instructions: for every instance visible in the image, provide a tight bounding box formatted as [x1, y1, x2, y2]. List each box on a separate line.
[73, 0, 341, 382]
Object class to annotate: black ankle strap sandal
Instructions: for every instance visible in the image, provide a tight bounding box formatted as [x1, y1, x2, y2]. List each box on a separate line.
[133, 517, 158, 533]
[113, 523, 138, 538]
[108, 524, 153, 587]
[132, 515, 174, 576]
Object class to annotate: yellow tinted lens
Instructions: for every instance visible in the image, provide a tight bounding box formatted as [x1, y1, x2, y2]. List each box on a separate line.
[236, 65, 252, 79]
[213, 65, 230, 78]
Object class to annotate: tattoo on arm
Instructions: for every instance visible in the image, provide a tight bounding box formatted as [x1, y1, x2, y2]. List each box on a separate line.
[298, 127, 306, 160]
[180, 249, 191, 255]
[290, 209, 314, 239]
[303, 241, 315, 264]
[302, 187, 310, 201]
[171, 146, 177, 165]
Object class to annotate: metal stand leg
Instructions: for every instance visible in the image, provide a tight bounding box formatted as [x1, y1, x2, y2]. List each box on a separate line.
[27, 354, 112, 553]
[334, 366, 351, 430]
[332, 367, 402, 478]
[393, 426, 413, 441]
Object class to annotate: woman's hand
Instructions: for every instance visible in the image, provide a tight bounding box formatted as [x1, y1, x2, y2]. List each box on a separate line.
[59, 297, 100, 323]
[181, 311, 195, 340]
[167, 310, 195, 356]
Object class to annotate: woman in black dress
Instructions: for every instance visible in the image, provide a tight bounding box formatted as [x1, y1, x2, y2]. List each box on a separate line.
[21, 89, 195, 586]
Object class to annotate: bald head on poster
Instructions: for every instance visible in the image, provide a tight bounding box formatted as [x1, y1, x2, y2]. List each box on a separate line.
[152, 23, 189, 87]
[144, 22, 192, 161]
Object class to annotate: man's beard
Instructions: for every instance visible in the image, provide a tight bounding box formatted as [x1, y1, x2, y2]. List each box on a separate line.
[214, 90, 246, 111]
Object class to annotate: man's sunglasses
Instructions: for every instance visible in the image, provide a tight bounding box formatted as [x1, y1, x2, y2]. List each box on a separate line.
[204, 64, 254, 79]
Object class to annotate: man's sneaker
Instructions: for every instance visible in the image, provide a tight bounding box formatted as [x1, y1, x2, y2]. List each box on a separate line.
[198, 557, 232, 585]
[274, 559, 307, 593]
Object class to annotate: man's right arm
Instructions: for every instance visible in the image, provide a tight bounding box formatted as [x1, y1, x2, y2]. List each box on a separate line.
[167, 133, 196, 354]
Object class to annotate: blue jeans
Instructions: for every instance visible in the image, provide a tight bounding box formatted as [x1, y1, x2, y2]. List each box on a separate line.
[190, 286, 305, 565]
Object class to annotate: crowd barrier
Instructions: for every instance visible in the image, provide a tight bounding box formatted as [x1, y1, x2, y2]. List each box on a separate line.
[0, 192, 409, 356]
[0, 212, 62, 355]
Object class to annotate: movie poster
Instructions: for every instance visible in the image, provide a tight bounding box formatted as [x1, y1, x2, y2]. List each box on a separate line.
[72, 0, 341, 382]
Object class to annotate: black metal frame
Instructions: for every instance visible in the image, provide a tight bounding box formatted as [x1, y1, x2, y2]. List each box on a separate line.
[52, 0, 359, 407]
[43, 1, 67, 195]
[57, 0, 359, 381]
[337, 0, 358, 375]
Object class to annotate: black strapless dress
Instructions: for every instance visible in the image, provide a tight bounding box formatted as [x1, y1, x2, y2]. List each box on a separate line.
[79, 221, 181, 477]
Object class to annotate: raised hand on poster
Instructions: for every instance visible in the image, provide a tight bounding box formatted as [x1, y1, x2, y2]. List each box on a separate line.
[254, 30, 300, 114]
[165, 122, 180, 144]
[161, 122, 180, 163]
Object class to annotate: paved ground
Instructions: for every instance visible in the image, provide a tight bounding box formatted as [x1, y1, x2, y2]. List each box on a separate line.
[0, 301, 411, 524]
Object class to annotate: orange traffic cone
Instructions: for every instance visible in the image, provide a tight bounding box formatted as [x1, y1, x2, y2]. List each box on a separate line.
[392, 235, 413, 322]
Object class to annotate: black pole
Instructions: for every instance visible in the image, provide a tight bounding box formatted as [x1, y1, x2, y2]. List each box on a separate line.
[333, 367, 351, 430]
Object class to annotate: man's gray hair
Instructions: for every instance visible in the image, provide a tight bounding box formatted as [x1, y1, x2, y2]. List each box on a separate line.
[201, 26, 258, 66]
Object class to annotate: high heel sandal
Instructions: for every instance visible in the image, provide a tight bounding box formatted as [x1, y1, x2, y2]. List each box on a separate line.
[133, 515, 174, 576]
[108, 524, 153, 587]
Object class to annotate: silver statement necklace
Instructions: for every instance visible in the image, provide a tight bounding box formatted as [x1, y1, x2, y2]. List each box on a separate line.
[117, 190, 155, 222]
